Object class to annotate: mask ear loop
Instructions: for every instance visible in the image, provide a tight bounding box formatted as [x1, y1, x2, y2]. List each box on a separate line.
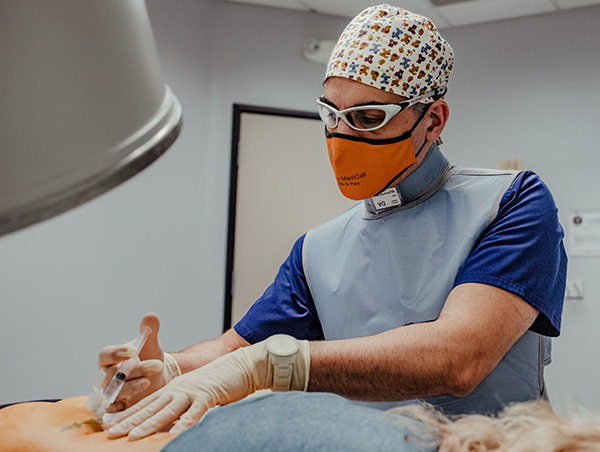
[410, 85, 448, 157]
[409, 103, 433, 159]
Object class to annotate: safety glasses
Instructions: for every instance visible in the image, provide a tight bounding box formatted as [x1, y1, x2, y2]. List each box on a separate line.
[316, 89, 439, 132]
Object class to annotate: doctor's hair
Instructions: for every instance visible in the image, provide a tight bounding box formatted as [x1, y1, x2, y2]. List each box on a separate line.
[412, 102, 429, 118]
[390, 399, 600, 452]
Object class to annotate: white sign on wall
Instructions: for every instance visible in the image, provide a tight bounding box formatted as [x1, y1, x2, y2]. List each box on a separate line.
[569, 212, 600, 257]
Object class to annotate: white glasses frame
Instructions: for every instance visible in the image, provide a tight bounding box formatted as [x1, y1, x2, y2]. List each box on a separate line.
[316, 89, 441, 132]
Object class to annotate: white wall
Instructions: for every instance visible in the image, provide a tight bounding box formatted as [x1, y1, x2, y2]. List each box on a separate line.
[1, 0, 598, 411]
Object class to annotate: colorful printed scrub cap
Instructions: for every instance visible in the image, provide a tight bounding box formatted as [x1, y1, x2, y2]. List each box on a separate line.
[326, 4, 454, 102]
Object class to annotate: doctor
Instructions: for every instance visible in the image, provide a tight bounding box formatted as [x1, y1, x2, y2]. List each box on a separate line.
[101, 4, 567, 440]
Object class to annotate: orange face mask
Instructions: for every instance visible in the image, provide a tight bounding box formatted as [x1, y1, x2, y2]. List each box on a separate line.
[325, 116, 425, 200]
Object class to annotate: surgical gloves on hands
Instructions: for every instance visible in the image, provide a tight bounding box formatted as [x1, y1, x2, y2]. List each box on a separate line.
[105, 336, 309, 440]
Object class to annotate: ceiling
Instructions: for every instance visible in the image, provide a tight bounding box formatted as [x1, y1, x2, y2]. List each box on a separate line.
[216, 0, 600, 28]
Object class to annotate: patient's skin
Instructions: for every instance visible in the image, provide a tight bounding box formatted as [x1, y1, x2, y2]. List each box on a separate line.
[0, 396, 175, 452]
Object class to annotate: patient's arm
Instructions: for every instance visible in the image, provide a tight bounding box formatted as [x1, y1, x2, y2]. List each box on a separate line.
[0, 397, 173, 452]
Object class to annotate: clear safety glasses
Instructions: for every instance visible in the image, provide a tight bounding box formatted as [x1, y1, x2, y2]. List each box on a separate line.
[317, 91, 435, 132]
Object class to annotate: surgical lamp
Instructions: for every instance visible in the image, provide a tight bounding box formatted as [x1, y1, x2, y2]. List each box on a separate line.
[0, 0, 183, 237]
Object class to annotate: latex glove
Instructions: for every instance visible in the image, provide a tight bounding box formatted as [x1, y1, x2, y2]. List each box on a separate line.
[105, 335, 310, 441]
[97, 313, 180, 413]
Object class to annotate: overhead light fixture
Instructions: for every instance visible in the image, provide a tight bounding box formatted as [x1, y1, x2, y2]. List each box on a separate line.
[302, 38, 336, 65]
[0, 0, 183, 237]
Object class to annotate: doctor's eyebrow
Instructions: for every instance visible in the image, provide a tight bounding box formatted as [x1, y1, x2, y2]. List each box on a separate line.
[318, 96, 397, 109]
[318, 96, 338, 109]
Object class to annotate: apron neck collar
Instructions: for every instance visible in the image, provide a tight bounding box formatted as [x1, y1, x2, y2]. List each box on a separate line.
[363, 143, 452, 219]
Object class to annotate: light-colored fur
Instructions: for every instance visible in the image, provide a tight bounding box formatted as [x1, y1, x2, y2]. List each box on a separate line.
[390, 400, 600, 451]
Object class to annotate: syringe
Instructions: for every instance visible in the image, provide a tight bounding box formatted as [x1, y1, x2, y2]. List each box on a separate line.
[87, 325, 151, 420]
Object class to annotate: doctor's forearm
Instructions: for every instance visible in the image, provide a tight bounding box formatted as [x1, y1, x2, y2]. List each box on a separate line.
[306, 284, 538, 401]
[170, 328, 250, 374]
[306, 324, 474, 401]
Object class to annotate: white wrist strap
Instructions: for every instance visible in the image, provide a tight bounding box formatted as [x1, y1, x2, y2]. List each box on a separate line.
[163, 352, 182, 382]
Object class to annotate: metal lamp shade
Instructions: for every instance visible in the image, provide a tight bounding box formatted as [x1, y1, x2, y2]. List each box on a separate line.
[0, 0, 183, 236]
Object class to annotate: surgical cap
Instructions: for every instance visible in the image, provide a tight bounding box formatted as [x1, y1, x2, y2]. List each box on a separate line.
[325, 4, 454, 102]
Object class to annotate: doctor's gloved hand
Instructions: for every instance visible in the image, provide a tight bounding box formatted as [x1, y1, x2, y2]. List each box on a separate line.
[104, 335, 310, 441]
[98, 313, 181, 413]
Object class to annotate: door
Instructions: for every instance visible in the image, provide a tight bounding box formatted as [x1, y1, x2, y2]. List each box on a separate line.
[224, 105, 356, 330]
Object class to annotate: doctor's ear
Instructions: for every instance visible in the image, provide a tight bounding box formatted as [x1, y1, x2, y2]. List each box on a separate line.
[425, 100, 449, 144]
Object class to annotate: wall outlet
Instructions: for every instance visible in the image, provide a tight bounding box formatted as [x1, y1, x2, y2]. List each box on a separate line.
[565, 280, 584, 300]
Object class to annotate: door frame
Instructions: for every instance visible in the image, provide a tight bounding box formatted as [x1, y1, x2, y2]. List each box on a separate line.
[223, 104, 319, 332]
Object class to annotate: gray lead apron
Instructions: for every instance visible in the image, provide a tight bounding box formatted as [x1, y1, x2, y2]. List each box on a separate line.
[303, 151, 549, 415]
